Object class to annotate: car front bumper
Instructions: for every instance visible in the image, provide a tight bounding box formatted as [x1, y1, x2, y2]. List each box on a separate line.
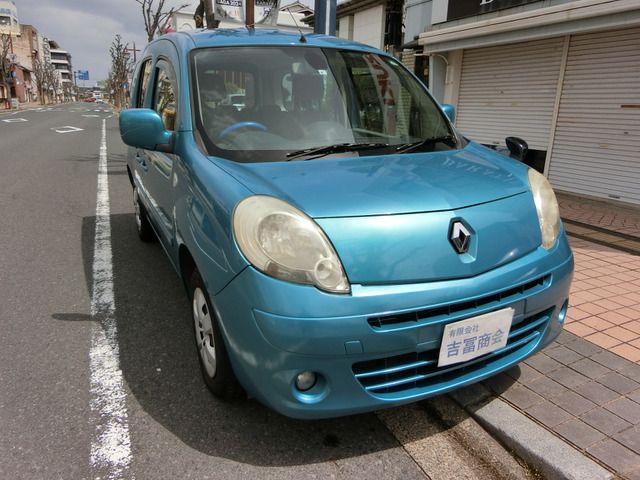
[211, 234, 574, 419]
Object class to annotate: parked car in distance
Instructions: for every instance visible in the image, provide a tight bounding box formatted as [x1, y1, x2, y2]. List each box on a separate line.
[119, 29, 574, 419]
[84, 97, 96, 102]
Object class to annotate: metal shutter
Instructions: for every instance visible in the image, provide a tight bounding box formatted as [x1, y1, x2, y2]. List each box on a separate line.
[456, 37, 565, 150]
[548, 27, 640, 205]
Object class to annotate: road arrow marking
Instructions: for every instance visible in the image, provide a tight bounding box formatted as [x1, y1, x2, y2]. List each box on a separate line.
[52, 126, 84, 133]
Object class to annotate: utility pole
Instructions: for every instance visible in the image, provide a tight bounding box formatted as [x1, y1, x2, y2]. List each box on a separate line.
[125, 42, 140, 63]
[204, 0, 218, 29]
[245, 0, 254, 28]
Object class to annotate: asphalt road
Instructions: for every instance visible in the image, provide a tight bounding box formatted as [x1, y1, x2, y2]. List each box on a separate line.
[0, 103, 527, 480]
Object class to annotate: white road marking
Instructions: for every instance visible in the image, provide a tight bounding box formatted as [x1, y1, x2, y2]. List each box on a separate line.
[52, 126, 84, 133]
[82, 114, 100, 118]
[2, 118, 28, 123]
[89, 119, 133, 480]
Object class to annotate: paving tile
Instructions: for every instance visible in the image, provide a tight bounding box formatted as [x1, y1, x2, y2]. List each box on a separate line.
[565, 323, 597, 337]
[581, 408, 632, 436]
[527, 376, 569, 398]
[625, 466, 640, 480]
[578, 302, 608, 316]
[526, 400, 573, 428]
[547, 366, 590, 389]
[501, 385, 545, 410]
[630, 390, 640, 404]
[574, 381, 621, 405]
[554, 418, 606, 450]
[564, 338, 603, 357]
[504, 363, 542, 384]
[483, 372, 515, 395]
[524, 353, 562, 374]
[581, 316, 615, 330]
[570, 357, 611, 379]
[611, 344, 640, 363]
[585, 332, 622, 349]
[628, 322, 640, 334]
[590, 350, 634, 371]
[605, 398, 640, 424]
[555, 330, 578, 345]
[614, 426, 640, 455]
[550, 390, 597, 416]
[587, 439, 640, 475]
[597, 371, 640, 395]
[544, 345, 584, 365]
[605, 326, 640, 342]
[620, 364, 640, 383]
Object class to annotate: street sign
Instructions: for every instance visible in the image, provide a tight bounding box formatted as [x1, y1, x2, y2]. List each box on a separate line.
[77, 70, 90, 81]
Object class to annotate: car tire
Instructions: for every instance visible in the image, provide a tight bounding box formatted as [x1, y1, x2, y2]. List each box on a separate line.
[133, 187, 155, 242]
[189, 270, 244, 401]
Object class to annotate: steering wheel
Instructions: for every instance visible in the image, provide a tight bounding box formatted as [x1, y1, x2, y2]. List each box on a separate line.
[218, 121, 268, 139]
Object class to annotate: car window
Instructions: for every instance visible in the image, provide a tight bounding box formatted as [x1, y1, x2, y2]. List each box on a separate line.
[192, 46, 452, 162]
[154, 61, 177, 131]
[137, 59, 152, 108]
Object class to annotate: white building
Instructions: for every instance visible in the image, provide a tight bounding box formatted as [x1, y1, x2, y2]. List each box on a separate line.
[408, 0, 640, 206]
[169, 2, 313, 33]
[48, 40, 73, 89]
[0, 0, 19, 35]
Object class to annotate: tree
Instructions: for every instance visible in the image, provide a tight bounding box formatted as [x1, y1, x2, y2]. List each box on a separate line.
[1, 34, 12, 102]
[135, 0, 189, 42]
[32, 58, 46, 104]
[109, 34, 134, 109]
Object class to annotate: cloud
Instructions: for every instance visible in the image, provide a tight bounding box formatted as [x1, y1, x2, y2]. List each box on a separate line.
[15, 0, 195, 82]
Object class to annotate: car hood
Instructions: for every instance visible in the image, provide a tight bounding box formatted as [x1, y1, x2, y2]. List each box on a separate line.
[216, 142, 529, 218]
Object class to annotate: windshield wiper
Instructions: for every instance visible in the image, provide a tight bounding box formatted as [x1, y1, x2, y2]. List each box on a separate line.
[285, 142, 390, 161]
[395, 134, 457, 154]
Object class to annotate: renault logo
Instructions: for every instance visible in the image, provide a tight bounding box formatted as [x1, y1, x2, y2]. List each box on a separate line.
[450, 220, 472, 254]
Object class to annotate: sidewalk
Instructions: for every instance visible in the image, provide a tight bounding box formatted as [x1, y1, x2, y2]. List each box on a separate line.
[452, 192, 640, 479]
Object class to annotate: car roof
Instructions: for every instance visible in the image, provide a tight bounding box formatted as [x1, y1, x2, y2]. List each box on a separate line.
[158, 28, 382, 54]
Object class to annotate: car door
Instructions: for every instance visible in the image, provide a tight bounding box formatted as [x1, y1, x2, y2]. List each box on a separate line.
[144, 59, 179, 250]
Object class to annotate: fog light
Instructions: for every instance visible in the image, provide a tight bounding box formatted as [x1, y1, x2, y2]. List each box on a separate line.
[295, 371, 317, 392]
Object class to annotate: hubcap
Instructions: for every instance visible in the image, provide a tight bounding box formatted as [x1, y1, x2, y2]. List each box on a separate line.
[193, 287, 216, 377]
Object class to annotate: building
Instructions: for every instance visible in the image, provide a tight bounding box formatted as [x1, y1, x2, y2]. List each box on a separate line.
[48, 39, 74, 99]
[0, 1, 35, 103]
[169, 2, 314, 33]
[1, 0, 76, 104]
[332, 0, 403, 53]
[406, 0, 640, 206]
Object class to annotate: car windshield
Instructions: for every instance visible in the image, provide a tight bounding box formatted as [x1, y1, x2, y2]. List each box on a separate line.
[191, 46, 454, 162]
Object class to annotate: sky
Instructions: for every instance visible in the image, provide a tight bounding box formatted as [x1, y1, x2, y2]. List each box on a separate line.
[15, 0, 299, 84]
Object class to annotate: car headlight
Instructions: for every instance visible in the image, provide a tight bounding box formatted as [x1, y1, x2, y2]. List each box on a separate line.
[233, 196, 350, 293]
[528, 169, 561, 250]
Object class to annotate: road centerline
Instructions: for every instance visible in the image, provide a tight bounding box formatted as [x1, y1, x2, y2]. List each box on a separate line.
[89, 118, 133, 480]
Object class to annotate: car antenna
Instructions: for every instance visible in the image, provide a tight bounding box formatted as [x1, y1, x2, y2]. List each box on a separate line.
[286, 7, 307, 43]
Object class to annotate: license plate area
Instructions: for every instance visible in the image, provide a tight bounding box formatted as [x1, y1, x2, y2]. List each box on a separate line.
[438, 308, 514, 367]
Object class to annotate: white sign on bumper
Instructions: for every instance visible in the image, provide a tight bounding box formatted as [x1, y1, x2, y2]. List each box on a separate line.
[438, 307, 514, 367]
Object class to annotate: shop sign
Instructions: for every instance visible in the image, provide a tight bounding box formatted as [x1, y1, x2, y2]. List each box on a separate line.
[447, 0, 539, 21]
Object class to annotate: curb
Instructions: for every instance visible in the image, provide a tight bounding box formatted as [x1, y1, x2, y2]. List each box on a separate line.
[449, 384, 614, 480]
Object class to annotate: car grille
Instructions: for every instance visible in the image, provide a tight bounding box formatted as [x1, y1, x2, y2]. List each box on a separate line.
[367, 275, 550, 330]
[353, 307, 553, 396]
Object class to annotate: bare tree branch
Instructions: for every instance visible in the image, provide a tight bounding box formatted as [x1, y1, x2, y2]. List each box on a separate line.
[134, 0, 189, 42]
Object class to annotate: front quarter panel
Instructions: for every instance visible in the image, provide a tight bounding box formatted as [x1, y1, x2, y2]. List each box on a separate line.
[174, 138, 252, 295]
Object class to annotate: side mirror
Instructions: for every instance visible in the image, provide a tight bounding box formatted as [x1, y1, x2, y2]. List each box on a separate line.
[505, 136, 528, 162]
[119, 108, 174, 153]
[441, 104, 456, 123]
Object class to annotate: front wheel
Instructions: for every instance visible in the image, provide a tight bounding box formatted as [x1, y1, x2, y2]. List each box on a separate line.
[190, 270, 244, 401]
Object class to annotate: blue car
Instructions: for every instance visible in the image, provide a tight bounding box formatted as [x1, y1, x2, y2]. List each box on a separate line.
[119, 28, 573, 419]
